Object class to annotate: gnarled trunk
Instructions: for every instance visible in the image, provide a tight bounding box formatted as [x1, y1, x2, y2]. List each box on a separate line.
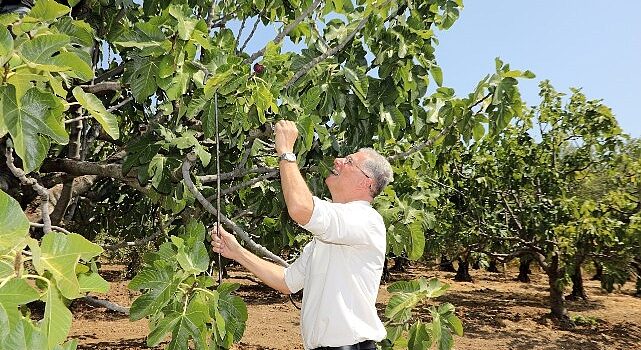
[567, 257, 587, 300]
[516, 256, 532, 283]
[487, 258, 500, 273]
[591, 261, 603, 281]
[454, 257, 473, 282]
[439, 255, 457, 272]
[547, 254, 569, 320]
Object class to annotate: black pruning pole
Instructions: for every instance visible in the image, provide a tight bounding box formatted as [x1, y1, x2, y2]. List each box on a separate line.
[214, 92, 223, 286]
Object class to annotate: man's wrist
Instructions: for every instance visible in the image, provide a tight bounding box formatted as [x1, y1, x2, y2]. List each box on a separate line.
[279, 152, 297, 163]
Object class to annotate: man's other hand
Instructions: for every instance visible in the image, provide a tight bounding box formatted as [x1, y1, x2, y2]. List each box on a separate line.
[275, 120, 298, 155]
[210, 223, 242, 261]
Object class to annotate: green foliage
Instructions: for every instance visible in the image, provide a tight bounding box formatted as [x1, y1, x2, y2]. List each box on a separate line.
[0, 189, 106, 350]
[380, 278, 463, 350]
[128, 220, 247, 349]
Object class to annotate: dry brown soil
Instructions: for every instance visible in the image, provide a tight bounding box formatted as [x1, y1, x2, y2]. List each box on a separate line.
[69, 264, 641, 350]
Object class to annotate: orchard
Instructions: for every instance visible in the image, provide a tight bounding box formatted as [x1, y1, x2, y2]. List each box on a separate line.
[0, 0, 639, 350]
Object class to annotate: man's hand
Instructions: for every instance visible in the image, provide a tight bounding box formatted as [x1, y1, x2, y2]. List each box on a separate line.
[210, 224, 243, 261]
[274, 120, 298, 155]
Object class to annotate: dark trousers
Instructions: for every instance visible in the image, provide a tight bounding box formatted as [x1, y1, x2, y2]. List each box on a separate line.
[312, 340, 376, 350]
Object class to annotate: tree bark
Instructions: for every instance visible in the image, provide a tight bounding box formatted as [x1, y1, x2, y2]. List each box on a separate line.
[547, 254, 569, 320]
[487, 258, 500, 273]
[635, 262, 641, 298]
[516, 256, 532, 283]
[454, 257, 473, 282]
[439, 255, 457, 272]
[566, 262, 588, 300]
[390, 256, 409, 272]
[591, 261, 603, 281]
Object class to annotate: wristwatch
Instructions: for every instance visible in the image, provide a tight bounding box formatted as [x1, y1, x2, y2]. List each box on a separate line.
[279, 152, 297, 163]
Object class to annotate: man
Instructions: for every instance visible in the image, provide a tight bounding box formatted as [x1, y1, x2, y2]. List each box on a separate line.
[211, 120, 393, 350]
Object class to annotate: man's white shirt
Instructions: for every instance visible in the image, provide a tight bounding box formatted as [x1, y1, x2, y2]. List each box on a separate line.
[284, 196, 387, 349]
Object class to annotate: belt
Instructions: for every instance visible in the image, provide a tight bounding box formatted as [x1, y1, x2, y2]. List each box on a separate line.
[313, 340, 376, 350]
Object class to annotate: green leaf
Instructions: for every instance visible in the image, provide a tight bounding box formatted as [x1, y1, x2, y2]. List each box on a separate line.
[1, 317, 46, 350]
[129, 265, 180, 321]
[126, 57, 159, 102]
[253, 83, 275, 123]
[445, 313, 463, 336]
[19, 34, 71, 72]
[27, 0, 70, 21]
[217, 288, 247, 342]
[0, 259, 12, 279]
[41, 285, 72, 349]
[424, 278, 450, 298]
[431, 65, 443, 87]
[344, 66, 368, 106]
[301, 86, 322, 112]
[52, 17, 94, 47]
[385, 292, 420, 322]
[33, 232, 103, 299]
[1, 86, 68, 172]
[77, 271, 110, 294]
[51, 51, 93, 81]
[72, 87, 120, 140]
[407, 220, 425, 260]
[408, 321, 432, 350]
[0, 26, 13, 66]
[0, 189, 30, 254]
[171, 235, 209, 275]
[0, 278, 40, 338]
[147, 312, 180, 346]
[169, 5, 197, 41]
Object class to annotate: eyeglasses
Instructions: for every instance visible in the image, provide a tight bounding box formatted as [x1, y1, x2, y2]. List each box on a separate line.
[345, 155, 371, 179]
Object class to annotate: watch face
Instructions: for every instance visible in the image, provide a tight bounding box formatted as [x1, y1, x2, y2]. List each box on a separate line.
[281, 153, 296, 162]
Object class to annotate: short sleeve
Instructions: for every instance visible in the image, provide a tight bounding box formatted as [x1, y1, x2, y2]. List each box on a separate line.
[302, 196, 378, 245]
[283, 240, 314, 293]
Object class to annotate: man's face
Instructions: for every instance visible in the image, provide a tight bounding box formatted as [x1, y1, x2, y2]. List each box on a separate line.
[326, 151, 372, 199]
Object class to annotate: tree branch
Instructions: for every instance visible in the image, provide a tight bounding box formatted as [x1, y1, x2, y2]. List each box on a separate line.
[80, 81, 123, 93]
[198, 166, 276, 183]
[388, 123, 453, 161]
[5, 147, 52, 233]
[107, 96, 134, 112]
[29, 222, 70, 234]
[182, 153, 288, 267]
[240, 13, 262, 53]
[81, 296, 129, 315]
[244, 0, 322, 64]
[206, 170, 279, 201]
[94, 64, 124, 83]
[285, 11, 369, 89]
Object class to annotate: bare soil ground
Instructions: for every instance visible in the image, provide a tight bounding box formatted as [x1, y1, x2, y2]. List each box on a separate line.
[69, 264, 641, 350]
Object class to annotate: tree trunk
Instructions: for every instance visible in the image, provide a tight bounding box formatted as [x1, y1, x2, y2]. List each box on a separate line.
[439, 255, 456, 272]
[382, 258, 391, 282]
[516, 256, 532, 283]
[454, 257, 473, 282]
[547, 254, 569, 321]
[390, 256, 409, 272]
[591, 261, 603, 281]
[487, 259, 500, 273]
[566, 261, 588, 300]
[635, 263, 641, 298]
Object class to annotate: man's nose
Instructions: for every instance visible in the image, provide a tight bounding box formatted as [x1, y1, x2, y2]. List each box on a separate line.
[334, 158, 345, 168]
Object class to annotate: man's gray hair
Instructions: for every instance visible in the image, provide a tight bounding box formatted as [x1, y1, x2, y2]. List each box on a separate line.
[359, 148, 393, 197]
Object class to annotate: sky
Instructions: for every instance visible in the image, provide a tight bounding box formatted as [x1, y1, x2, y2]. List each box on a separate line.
[434, 1, 640, 137]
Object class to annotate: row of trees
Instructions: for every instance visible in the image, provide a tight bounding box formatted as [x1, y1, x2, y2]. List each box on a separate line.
[418, 82, 640, 320]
